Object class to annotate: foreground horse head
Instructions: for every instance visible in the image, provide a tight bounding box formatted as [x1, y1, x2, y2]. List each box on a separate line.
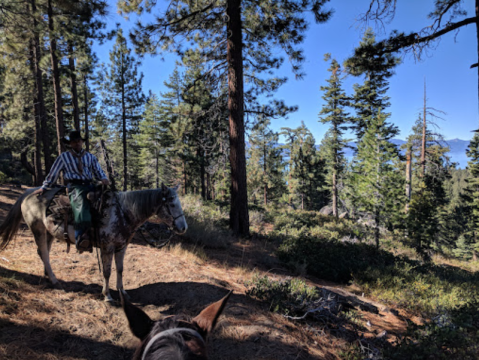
[121, 291, 232, 360]
[157, 183, 187, 235]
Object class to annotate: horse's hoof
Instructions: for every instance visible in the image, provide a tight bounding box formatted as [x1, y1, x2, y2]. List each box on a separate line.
[104, 296, 115, 303]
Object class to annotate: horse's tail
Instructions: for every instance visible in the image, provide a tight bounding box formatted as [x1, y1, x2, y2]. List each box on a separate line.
[0, 190, 32, 251]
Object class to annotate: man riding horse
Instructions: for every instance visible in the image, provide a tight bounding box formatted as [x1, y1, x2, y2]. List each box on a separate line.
[33, 130, 110, 252]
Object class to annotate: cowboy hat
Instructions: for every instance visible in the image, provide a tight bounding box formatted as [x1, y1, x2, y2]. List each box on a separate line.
[63, 130, 86, 144]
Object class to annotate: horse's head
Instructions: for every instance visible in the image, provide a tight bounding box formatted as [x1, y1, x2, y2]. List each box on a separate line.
[157, 183, 188, 235]
[121, 291, 231, 360]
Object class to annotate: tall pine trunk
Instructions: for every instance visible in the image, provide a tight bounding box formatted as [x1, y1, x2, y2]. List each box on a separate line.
[227, 0, 249, 235]
[199, 148, 206, 200]
[31, 0, 53, 173]
[29, 41, 43, 185]
[375, 134, 380, 249]
[332, 127, 338, 218]
[288, 161, 292, 205]
[332, 171, 337, 217]
[156, 149, 159, 188]
[47, 0, 65, 156]
[68, 41, 80, 131]
[121, 57, 127, 191]
[421, 80, 427, 177]
[405, 148, 412, 212]
[263, 141, 267, 206]
[84, 75, 89, 152]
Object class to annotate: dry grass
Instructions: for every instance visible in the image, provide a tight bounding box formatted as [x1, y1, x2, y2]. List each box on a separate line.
[432, 253, 479, 272]
[0, 186, 411, 359]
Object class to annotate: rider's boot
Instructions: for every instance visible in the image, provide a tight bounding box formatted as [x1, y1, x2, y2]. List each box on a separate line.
[76, 230, 92, 253]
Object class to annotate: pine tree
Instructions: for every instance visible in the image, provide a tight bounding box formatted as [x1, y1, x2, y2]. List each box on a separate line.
[0, 0, 44, 184]
[462, 133, 479, 260]
[136, 93, 174, 188]
[118, 0, 333, 235]
[247, 116, 285, 206]
[319, 55, 351, 217]
[99, 28, 145, 190]
[30, 0, 53, 174]
[281, 123, 326, 210]
[182, 49, 224, 200]
[402, 113, 452, 259]
[344, 28, 400, 140]
[348, 109, 404, 248]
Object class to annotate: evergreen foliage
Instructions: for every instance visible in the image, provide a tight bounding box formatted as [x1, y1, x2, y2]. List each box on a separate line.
[281, 123, 327, 211]
[247, 116, 286, 206]
[344, 28, 400, 140]
[98, 28, 145, 190]
[460, 133, 479, 260]
[319, 56, 351, 217]
[117, 0, 333, 234]
[403, 114, 453, 259]
[347, 110, 404, 248]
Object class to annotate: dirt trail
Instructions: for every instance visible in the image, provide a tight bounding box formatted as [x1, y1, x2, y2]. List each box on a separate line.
[0, 185, 408, 359]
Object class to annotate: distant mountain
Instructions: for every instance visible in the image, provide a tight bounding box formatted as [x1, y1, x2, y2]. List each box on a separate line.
[342, 139, 471, 168]
[270, 139, 471, 169]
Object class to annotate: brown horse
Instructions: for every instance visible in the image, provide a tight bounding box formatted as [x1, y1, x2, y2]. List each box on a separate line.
[121, 291, 231, 360]
[0, 184, 187, 302]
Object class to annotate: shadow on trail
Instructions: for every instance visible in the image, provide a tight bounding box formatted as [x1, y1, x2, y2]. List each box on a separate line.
[0, 265, 103, 298]
[0, 266, 333, 359]
[120, 281, 334, 360]
[0, 318, 132, 360]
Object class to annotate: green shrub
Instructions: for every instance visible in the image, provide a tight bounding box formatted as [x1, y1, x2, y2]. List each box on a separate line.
[245, 274, 318, 315]
[385, 300, 479, 359]
[355, 261, 479, 316]
[0, 171, 8, 184]
[180, 195, 233, 248]
[277, 233, 397, 283]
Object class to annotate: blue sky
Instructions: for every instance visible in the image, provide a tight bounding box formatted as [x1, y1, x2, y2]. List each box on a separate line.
[94, 0, 478, 142]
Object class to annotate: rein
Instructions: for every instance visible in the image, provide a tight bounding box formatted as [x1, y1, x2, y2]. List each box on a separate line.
[141, 327, 205, 360]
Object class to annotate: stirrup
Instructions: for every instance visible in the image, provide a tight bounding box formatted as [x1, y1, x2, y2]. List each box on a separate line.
[76, 235, 92, 253]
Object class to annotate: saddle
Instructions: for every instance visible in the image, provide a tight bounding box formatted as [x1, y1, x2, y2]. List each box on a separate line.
[46, 185, 110, 252]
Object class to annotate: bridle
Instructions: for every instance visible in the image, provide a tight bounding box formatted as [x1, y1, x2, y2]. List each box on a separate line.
[161, 194, 185, 225]
[141, 327, 205, 360]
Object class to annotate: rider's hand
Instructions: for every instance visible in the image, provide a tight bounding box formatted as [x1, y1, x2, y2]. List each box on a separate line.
[33, 188, 45, 196]
[101, 178, 110, 186]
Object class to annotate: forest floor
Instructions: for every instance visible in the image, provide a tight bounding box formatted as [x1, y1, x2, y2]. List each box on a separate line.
[0, 185, 418, 360]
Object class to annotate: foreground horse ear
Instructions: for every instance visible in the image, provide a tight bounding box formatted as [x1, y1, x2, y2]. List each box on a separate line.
[161, 182, 168, 192]
[193, 290, 232, 338]
[120, 292, 154, 341]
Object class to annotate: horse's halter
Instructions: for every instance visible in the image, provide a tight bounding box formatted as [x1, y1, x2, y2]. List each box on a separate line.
[160, 192, 185, 226]
[141, 327, 205, 360]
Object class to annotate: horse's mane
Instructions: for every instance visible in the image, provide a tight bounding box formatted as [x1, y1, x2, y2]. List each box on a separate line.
[116, 189, 165, 220]
[135, 317, 206, 360]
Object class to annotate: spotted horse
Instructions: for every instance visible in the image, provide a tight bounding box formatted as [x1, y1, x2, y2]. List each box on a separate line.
[0, 184, 187, 302]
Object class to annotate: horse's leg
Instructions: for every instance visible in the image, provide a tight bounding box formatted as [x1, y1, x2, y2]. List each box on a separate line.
[101, 249, 115, 302]
[33, 226, 61, 289]
[114, 248, 130, 301]
[42, 233, 55, 277]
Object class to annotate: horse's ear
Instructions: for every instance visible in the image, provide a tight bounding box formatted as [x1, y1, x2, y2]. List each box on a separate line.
[120, 292, 154, 341]
[193, 290, 232, 338]
[161, 182, 168, 192]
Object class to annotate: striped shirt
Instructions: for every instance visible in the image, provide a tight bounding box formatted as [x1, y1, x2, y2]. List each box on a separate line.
[42, 150, 108, 189]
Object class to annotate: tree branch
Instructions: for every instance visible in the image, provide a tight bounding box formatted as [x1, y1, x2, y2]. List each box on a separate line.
[379, 16, 478, 54]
